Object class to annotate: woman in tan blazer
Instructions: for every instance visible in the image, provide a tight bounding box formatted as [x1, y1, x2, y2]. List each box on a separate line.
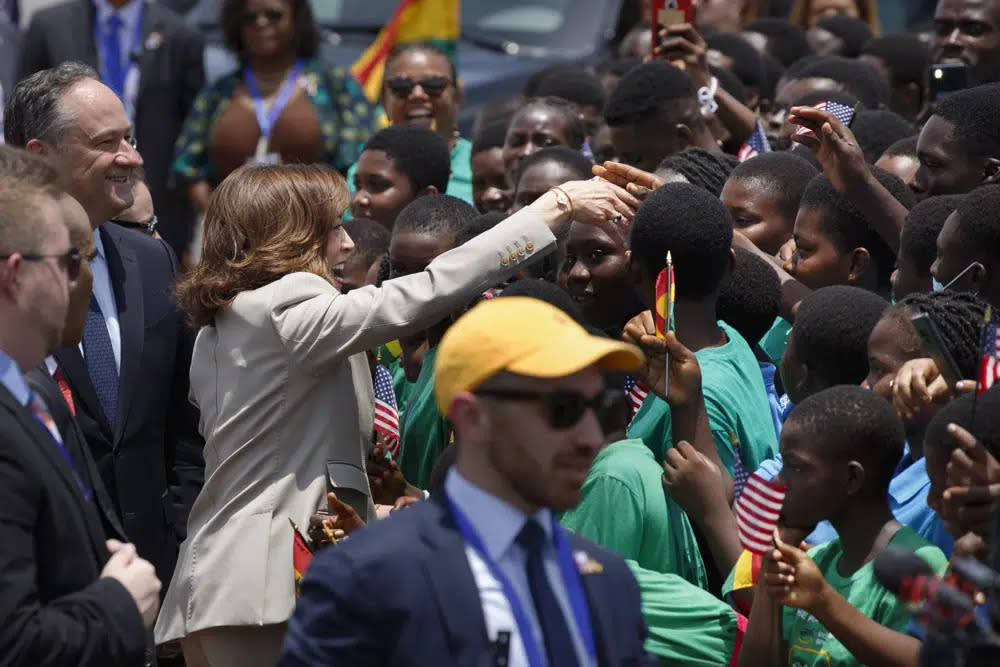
[153, 163, 637, 666]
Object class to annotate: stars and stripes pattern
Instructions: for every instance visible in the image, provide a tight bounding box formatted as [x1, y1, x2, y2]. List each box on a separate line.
[977, 309, 1000, 395]
[795, 99, 856, 136]
[734, 472, 787, 555]
[373, 364, 401, 458]
[737, 120, 771, 161]
[623, 375, 649, 422]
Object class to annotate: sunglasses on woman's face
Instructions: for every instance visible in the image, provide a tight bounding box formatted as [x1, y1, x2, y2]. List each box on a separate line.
[475, 387, 628, 433]
[242, 7, 285, 24]
[385, 75, 452, 97]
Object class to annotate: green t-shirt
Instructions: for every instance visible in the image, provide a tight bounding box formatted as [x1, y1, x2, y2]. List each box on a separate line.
[626, 321, 779, 477]
[397, 346, 450, 489]
[782, 526, 948, 667]
[627, 559, 740, 666]
[345, 136, 474, 213]
[560, 439, 708, 589]
[760, 316, 792, 366]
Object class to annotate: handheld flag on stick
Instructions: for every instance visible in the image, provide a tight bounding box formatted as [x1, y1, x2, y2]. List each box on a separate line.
[795, 100, 857, 136]
[737, 119, 772, 161]
[373, 364, 401, 459]
[622, 375, 650, 425]
[290, 519, 315, 597]
[654, 252, 675, 392]
[977, 306, 999, 395]
[735, 472, 787, 555]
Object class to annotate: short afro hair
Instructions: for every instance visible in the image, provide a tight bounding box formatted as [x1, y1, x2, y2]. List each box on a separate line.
[630, 182, 733, 300]
[850, 109, 915, 163]
[523, 64, 580, 97]
[897, 291, 990, 380]
[535, 68, 607, 112]
[707, 33, 766, 89]
[342, 217, 390, 270]
[759, 53, 786, 103]
[363, 124, 451, 193]
[744, 18, 813, 68]
[454, 211, 506, 246]
[498, 279, 585, 324]
[790, 286, 889, 387]
[860, 34, 931, 95]
[799, 168, 914, 292]
[392, 194, 477, 239]
[510, 97, 588, 150]
[727, 151, 819, 227]
[471, 117, 510, 155]
[604, 61, 699, 128]
[718, 248, 782, 345]
[654, 148, 741, 197]
[515, 146, 593, 186]
[951, 185, 1000, 263]
[785, 385, 904, 493]
[899, 194, 964, 279]
[926, 384, 1000, 459]
[881, 134, 918, 159]
[815, 15, 874, 58]
[793, 55, 889, 108]
[933, 83, 1000, 161]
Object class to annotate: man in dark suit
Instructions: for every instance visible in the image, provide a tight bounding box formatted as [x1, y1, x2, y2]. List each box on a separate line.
[18, 0, 205, 259]
[280, 297, 659, 666]
[0, 143, 160, 666]
[4, 63, 204, 590]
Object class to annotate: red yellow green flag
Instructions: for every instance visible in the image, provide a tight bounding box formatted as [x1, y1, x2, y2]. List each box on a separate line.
[654, 252, 675, 339]
[351, 0, 460, 103]
[290, 519, 314, 598]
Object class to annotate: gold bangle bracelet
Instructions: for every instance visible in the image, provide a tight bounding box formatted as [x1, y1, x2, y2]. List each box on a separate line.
[549, 186, 574, 220]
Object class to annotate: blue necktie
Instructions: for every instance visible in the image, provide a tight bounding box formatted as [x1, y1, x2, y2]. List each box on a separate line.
[101, 13, 125, 97]
[516, 520, 580, 667]
[83, 294, 118, 427]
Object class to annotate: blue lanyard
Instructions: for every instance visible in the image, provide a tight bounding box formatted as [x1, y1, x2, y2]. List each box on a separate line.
[446, 493, 597, 667]
[244, 59, 305, 139]
[94, 1, 146, 96]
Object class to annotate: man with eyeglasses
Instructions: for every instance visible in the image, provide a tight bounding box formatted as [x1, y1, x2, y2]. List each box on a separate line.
[281, 296, 660, 667]
[0, 144, 162, 666]
[4, 63, 204, 603]
[110, 170, 160, 238]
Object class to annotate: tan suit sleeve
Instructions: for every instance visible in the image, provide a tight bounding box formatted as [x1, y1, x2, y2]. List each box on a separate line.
[270, 207, 557, 370]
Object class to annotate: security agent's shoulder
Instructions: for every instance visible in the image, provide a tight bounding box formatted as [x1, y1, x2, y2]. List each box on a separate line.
[24, 1, 78, 27]
[564, 529, 643, 596]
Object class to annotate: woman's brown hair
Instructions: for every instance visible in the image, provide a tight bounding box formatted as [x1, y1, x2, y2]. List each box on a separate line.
[178, 163, 349, 327]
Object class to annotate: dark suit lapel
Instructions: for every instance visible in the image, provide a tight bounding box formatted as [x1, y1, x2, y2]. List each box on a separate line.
[420, 497, 492, 665]
[101, 226, 143, 445]
[51, 345, 108, 436]
[0, 385, 108, 559]
[135, 1, 165, 101]
[72, 0, 100, 68]
[567, 534, 615, 666]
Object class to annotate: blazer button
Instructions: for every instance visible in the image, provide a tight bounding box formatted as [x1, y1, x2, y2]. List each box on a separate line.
[501, 256, 509, 266]
[517, 247, 526, 257]
[509, 253, 518, 263]
[526, 241, 535, 252]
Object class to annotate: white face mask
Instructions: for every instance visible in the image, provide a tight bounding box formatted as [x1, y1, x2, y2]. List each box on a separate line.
[932, 261, 982, 293]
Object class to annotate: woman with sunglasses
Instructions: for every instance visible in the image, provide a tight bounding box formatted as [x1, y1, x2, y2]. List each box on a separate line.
[152, 161, 638, 665]
[347, 43, 474, 206]
[172, 0, 377, 215]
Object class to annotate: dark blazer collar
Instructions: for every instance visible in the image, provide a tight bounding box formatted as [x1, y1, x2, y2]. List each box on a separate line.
[566, 532, 616, 666]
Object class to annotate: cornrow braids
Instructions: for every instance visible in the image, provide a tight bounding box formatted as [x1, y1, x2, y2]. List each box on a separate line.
[654, 148, 741, 197]
[898, 291, 990, 380]
[375, 251, 392, 287]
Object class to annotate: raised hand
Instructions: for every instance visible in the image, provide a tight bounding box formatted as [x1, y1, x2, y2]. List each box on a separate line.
[553, 178, 641, 238]
[788, 105, 868, 194]
[652, 23, 711, 88]
[622, 312, 703, 409]
[891, 358, 976, 420]
[592, 161, 664, 201]
[662, 441, 728, 522]
[309, 492, 366, 549]
[367, 442, 408, 505]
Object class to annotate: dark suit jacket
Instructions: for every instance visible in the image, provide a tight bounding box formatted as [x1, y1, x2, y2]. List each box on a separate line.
[0, 16, 17, 101]
[279, 496, 660, 667]
[0, 383, 146, 666]
[52, 224, 203, 587]
[18, 0, 205, 257]
[26, 367, 128, 544]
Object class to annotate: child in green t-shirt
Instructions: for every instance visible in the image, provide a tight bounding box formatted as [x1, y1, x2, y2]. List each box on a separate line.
[739, 386, 947, 667]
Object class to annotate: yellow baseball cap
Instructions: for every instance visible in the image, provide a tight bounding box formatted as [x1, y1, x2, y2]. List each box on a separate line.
[434, 296, 644, 416]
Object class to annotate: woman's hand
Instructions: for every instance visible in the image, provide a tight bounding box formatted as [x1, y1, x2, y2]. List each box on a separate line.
[552, 178, 641, 239]
[593, 161, 665, 201]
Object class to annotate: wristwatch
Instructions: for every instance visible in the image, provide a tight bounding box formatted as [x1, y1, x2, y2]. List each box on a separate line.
[110, 215, 158, 236]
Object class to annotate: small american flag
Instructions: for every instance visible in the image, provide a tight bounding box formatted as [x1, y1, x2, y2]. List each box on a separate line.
[734, 472, 787, 555]
[623, 375, 649, 422]
[737, 120, 771, 161]
[373, 364, 401, 458]
[978, 307, 1000, 394]
[795, 100, 856, 136]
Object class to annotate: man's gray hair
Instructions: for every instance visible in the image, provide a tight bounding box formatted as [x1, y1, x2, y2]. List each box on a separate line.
[3, 62, 99, 148]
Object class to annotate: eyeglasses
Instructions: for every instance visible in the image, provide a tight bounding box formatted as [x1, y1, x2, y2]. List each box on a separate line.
[384, 75, 452, 97]
[475, 387, 629, 433]
[109, 215, 158, 236]
[0, 247, 82, 280]
[242, 7, 285, 24]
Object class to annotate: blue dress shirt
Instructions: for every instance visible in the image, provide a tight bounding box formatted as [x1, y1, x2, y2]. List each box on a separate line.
[0, 348, 31, 406]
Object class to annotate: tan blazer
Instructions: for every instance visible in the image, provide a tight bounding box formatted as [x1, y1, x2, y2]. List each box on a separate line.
[154, 208, 555, 643]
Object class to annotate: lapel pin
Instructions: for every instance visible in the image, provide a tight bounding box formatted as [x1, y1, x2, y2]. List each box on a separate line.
[145, 31, 163, 51]
[573, 550, 603, 575]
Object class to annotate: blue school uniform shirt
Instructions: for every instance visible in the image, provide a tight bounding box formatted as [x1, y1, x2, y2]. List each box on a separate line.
[759, 361, 784, 440]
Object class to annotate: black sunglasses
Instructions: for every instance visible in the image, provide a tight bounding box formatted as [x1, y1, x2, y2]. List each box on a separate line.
[242, 7, 285, 24]
[0, 247, 82, 280]
[476, 387, 629, 433]
[385, 75, 452, 97]
[109, 215, 158, 236]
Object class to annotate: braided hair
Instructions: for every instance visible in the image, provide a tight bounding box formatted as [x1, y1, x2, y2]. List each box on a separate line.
[654, 148, 741, 197]
[896, 291, 990, 380]
[375, 251, 391, 287]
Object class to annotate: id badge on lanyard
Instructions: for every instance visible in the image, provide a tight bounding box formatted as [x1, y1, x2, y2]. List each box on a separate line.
[245, 59, 305, 166]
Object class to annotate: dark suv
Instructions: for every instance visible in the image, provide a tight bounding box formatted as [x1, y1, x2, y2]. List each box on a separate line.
[186, 0, 630, 133]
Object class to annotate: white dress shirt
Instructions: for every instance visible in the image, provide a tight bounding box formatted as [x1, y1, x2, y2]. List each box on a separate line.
[81, 228, 122, 372]
[445, 469, 592, 667]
